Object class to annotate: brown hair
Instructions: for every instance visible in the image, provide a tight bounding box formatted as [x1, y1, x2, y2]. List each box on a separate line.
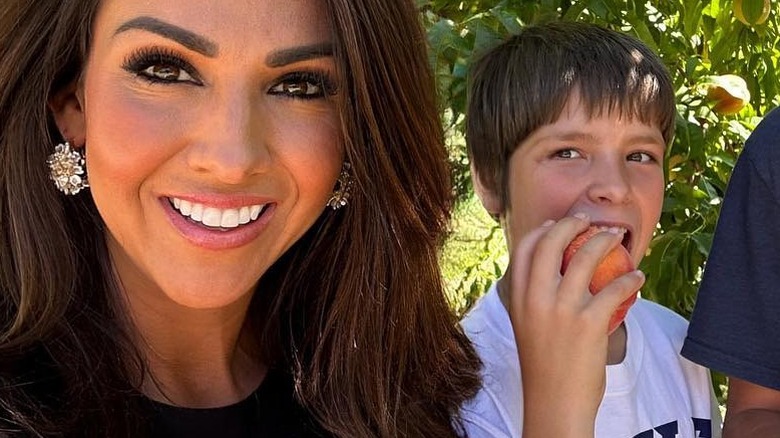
[467, 21, 676, 207]
[0, 0, 480, 436]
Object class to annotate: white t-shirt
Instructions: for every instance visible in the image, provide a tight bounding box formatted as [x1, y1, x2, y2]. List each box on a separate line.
[461, 283, 720, 438]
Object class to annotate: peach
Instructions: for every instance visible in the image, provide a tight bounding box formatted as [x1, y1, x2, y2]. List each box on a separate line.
[734, 0, 771, 26]
[560, 226, 637, 334]
[700, 74, 750, 116]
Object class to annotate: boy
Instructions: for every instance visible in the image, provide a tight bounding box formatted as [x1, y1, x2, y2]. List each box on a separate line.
[460, 22, 719, 437]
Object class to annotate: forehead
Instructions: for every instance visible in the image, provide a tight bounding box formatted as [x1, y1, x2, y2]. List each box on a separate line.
[92, 0, 332, 52]
[556, 89, 664, 134]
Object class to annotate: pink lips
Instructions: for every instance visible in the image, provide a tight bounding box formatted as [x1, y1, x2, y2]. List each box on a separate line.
[160, 196, 275, 250]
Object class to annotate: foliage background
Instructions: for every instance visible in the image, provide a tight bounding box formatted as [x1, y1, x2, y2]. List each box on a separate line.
[423, 0, 780, 405]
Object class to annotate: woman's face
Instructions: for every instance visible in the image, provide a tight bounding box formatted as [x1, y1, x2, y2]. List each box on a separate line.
[75, 0, 342, 308]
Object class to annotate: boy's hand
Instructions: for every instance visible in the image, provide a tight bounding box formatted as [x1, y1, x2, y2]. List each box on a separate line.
[506, 214, 645, 438]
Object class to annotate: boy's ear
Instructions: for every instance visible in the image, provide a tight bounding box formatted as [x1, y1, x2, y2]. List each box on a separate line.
[470, 163, 504, 217]
[48, 80, 86, 146]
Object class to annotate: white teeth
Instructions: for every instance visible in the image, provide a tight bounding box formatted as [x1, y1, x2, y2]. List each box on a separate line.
[250, 205, 261, 220]
[179, 200, 192, 216]
[169, 197, 266, 229]
[190, 203, 203, 221]
[220, 209, 239, 228]
[597, 225, 627, 234]
[202, 207, 222, 227]
[239, 207, 251, 224]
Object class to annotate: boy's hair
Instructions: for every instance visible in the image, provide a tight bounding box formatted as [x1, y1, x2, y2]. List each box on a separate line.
[467, 21, 675, 207]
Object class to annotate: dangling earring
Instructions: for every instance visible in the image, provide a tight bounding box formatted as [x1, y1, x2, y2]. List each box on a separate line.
[46, 141, 89, 195]
[327, 162, 353, 210]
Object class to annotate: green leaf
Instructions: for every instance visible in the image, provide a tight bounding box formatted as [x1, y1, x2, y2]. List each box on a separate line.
[627, 15, 660, 53]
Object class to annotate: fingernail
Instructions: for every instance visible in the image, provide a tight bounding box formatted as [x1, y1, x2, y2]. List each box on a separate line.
[632, 270, 645, 280]
[573, 212, 589, 221]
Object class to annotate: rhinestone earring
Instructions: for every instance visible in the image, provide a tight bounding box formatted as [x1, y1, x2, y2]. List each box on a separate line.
[327, 162, 353, 210]
[46, 141, 89, 195]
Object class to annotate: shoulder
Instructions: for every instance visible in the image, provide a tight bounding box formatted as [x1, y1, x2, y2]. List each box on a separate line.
[460, 283, 522, 435]
[461, 283, 512, 344]
[742, 107, 780, 176]
[627, 300, 714, 397]
[460, 284, 519, 380]
[629, 299, 712, 384]
[746, 107, 780, 150]
[630, 298, 688, 339]
[628, 298, 691, 359]
[461, 283, 517, 373]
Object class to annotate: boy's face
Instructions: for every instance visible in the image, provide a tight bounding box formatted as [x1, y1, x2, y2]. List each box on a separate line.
[478, 94, 666, 267]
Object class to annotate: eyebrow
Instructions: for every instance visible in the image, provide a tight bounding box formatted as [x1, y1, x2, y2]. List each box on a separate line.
[266, 43, 334, 67]
[115, 17, 218, 57]
[628, 134, 667, 148]
[530, 131, 594, 147]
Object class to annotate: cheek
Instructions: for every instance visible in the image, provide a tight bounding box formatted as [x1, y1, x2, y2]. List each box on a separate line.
[266, 108, 343, 197]
[644, 194, 664, 240]
[638, 173, 665, 220]
[514, 173, 575, 217]
[505, 171, 573, 247]
[83, 86, 185, 192]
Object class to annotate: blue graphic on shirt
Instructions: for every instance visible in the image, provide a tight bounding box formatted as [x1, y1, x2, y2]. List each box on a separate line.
[631, 418, 711, 438]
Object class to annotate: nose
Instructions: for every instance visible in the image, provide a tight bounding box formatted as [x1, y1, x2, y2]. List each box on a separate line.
[186, 88, 271, 184]
[586, 157, 631, 205]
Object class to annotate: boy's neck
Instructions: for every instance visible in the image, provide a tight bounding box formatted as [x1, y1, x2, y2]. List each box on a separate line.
[496, 277, 627, 365]
[606, 324, 627, 365]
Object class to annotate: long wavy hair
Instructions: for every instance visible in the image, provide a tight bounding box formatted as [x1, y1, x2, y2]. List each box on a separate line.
[0, 0, 480, 436]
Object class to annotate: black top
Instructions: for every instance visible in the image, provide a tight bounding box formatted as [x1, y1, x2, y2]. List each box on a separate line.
[682, 107, 780, 390]
[143, 369, 330, 437]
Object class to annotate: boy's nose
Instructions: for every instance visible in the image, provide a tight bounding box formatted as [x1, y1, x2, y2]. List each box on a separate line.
[586, 159, 631, 204]
[185, 90, 271, 185]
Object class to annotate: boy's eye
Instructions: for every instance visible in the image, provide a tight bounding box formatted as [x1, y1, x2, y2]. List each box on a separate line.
[269, 72, 335, 99]
[553, 149, 582, 159]
[627, 151, 655, 163]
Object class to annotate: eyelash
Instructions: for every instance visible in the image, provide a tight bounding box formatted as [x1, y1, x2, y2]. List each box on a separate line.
[122, 47, 337, 100]
[269, 71, 337, 100]
[552, 148, 581, 159]
[627, 151, 657, 163]
[123, 47, 201, 85]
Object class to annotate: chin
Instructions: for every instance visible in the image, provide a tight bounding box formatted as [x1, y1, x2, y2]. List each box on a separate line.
[154, 278, 258, 310]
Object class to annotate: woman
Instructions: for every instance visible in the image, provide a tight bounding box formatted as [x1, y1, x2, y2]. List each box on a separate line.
[0, 0, 480, 436]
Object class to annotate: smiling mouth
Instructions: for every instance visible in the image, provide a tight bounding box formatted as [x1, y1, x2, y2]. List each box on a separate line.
[168, 197, 268, 230]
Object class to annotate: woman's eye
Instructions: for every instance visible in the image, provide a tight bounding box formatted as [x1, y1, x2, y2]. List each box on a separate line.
[123, 48, 202, 85]
[627, 151, 655, 163]
[270, 80, 322, 97]
[269, 72, 335, 99]
[553, 149, 582, 159]
[140, 64, 196, 83]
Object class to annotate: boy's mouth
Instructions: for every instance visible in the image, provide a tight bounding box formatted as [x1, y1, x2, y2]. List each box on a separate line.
[621, 231, 632, 253]
[593, 224, 632, 254]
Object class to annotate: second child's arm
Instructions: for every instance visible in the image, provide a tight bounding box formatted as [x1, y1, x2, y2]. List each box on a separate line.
[723, 377, 780, 438]
[506, 215, 644, 438]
